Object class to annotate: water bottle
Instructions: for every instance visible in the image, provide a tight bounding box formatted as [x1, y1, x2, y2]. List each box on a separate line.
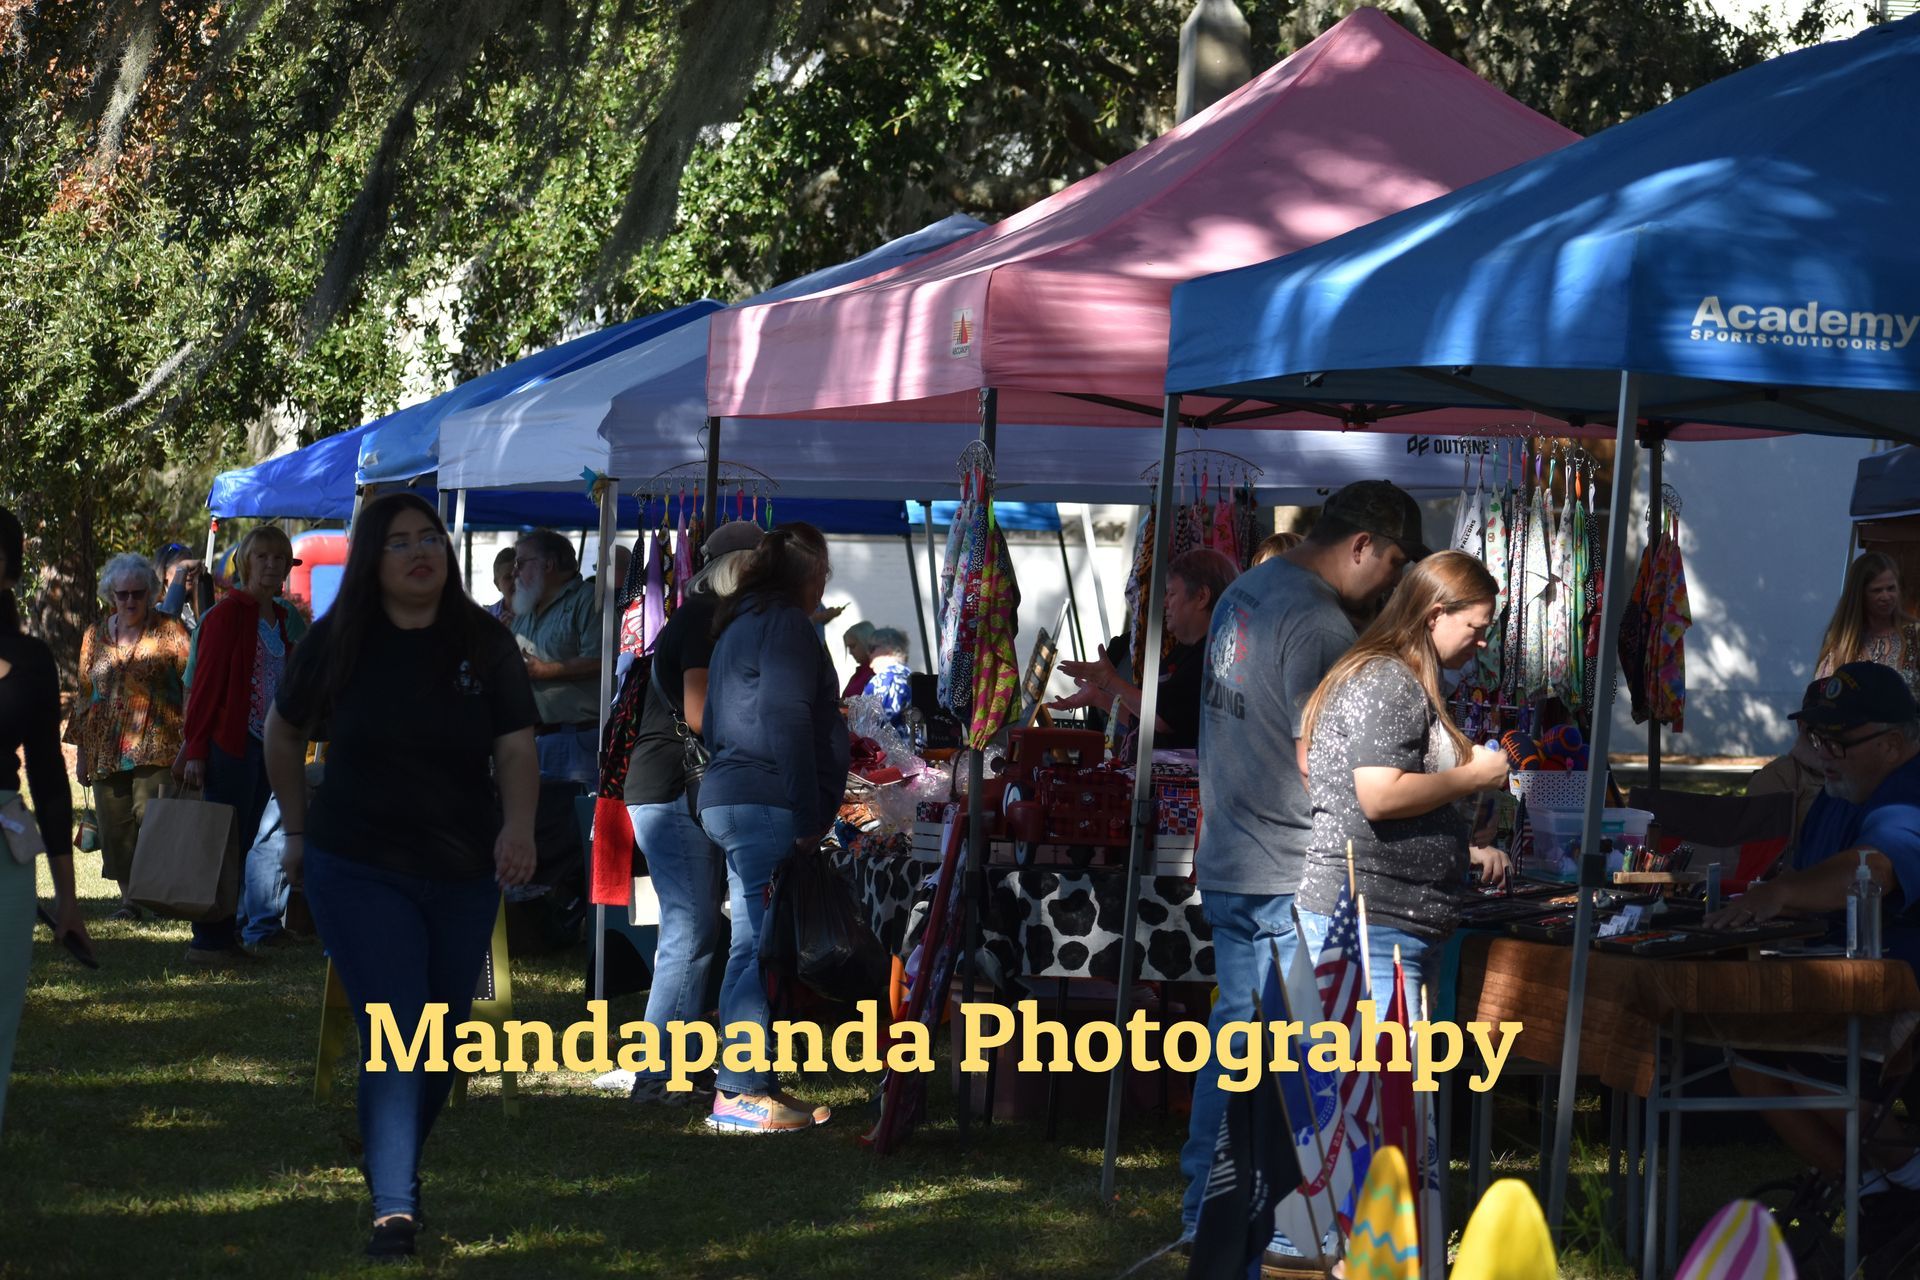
[1848, 850, 1884, 959]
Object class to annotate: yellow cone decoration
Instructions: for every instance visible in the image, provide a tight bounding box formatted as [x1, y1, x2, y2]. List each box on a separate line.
[1348, 1145, 1420, 1280]
[1450, 1179, 1558, 1280]
[1674, 1200, 1796, 1280]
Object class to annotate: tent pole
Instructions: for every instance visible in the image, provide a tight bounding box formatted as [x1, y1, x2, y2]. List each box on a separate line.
[1056, 523, 1087, 662]
[703, 417, 721, 530]
[924, 500, 944, 651]
[592, 479, 620, 1006]
[903, 528, 934, 671]
[1100, 393, 1181, 1205]
[450, 489, 470, 594]
[1646, 441, 1663, 792]
[958, 387, 997, 1150]
[348, 487, 365, 536]
[1549, 371, 1641, 1235]
[204, 517, 219, 569]
[1080, 505, 1114, 645]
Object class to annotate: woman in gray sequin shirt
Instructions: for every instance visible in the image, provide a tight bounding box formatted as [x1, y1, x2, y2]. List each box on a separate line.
[1294, 551, 1511, 1010]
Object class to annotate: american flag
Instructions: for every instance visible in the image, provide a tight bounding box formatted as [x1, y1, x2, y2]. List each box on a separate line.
[1313, 883, 1379, 1229]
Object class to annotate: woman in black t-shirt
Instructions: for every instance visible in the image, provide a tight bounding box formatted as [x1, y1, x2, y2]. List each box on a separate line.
[265, 493, 538, 1264]
[0, 505, 92, 1134]
[621, 519, 761, 1106]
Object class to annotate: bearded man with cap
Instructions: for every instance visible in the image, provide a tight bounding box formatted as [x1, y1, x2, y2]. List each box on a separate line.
[1706, 661, 1920, 1251]
[619, 519, 763, 1105]
[1179, 479, 1429, 1253]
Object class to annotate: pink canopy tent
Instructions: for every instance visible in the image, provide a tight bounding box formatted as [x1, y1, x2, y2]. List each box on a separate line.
[710, 6, 1590, 434]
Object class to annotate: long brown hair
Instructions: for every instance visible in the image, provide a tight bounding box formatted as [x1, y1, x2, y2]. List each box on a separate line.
[1818, 551, 1907, 672]
[714, 522, 829, 634]
[1301, 550, 1497, 763]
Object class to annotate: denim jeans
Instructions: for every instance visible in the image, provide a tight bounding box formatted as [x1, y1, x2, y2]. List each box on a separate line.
[697, 803, 800, 1096]
[536, 729, 599, 791]
[190, 737, 271, 952]
[239, 794, 291, 947]
[303, 842, 498, 1221]
[1180, 889, 1299, 1234]
[628, 799, 726, 1083]
[0, 847, 34, 1136]
[1294, 910, 1435, 1023]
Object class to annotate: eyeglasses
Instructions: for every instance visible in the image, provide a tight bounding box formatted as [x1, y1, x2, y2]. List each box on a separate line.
[1808, 727, 1896, 758]
[383, 534, 447, 556]
[112, 589, 149, 602]
[513, 556, 551, 572]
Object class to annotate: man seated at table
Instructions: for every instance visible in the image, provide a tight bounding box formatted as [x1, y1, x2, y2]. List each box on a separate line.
[1706, 661, 1920, 1240]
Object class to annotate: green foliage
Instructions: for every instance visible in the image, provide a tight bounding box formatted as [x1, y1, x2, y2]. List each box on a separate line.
[0, 0, 1839, 673]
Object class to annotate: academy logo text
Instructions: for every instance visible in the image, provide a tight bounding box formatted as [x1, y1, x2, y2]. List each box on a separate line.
[1689, 296, 1919, 352]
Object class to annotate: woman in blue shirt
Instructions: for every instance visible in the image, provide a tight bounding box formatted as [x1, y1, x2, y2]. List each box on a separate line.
[698, 523, 850, 1134]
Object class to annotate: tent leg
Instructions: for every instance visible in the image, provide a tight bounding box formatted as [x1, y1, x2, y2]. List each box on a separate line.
[204, 518, 219, 568]
[903, 530, 934, 671]
[925, 500, 944, 652]
[1646, 442, 1662, 791]
[1100, 394, 1181, 1205]
[1080, 505, 1113, 645]
[957, 388, 998, 1151]
[1549, 371, 1641, 1235]
[1056, 525, 1086, 662]
[592, 480, 620, 1005]
[450, 488, 470, 594]
[703, 417, 721, 530]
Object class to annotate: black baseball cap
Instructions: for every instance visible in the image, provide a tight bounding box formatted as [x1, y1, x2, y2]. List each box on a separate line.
[1790, 661, 1920, 731]
[1321, 480, 1431, 560]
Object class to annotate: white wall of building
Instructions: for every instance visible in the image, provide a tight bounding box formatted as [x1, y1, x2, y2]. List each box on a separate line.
[1604, 433, 1868, 758]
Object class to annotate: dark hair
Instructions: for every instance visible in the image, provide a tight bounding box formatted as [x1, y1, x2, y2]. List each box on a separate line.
[311, 492, 496, 713]
[492, 546, 518, 574]
[0, 505, 20, 634]
[714, 522, 829, 634]
[1168, 548, 1238, 610]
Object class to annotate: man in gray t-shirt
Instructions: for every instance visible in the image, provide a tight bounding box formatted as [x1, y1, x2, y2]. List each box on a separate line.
[1178, 480, 1429, 1244]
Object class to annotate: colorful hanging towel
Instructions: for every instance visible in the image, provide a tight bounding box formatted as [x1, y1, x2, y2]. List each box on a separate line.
[1212, 490, 1239, 567]
[1674, 1199, 1796, 1280]
[1477, 486, 1508, 692]
[940, 497, 990, 724]
[1568, 498, 1589, 710]
[965, 506, 1021, 749]
[1449, 1179, 1558, 1280]
[1619, 536, 1662, 726]
[640, 529, 668, 654]
[1125, 507, 1155, 686]
[1520, 486, 1552, 700]
[1547, 498, 1575, 703]
[1649, 533, 1692, 731]
[673, 505, 694, 609]
[1346, 1145, 1419, 1280]
[589, 656, 652, 905]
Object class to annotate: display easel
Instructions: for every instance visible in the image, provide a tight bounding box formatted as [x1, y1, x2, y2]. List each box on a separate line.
[313, 896, 520, 1116]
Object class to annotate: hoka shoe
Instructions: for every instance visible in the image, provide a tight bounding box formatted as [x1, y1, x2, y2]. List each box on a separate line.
[705, 1090, 817, 1134]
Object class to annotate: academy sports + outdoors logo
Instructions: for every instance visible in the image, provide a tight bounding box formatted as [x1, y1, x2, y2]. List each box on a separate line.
[1689, 296, 1920, 352]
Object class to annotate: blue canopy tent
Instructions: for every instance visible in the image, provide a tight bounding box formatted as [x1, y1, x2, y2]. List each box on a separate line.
[1852, 446, 1920, 522]
[1166, 16, 1920, 1267]
[354, 300, 722, 488]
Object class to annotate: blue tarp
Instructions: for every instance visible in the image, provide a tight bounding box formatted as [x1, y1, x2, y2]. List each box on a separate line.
[1166, 15, 1920, 443]
[1851, 446, 1920, 520]
[906, 501, 1062, 532]
[356, 299, 722, 485]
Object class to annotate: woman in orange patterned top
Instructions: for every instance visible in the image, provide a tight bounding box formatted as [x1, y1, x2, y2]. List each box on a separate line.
[66, 553, 190, 918]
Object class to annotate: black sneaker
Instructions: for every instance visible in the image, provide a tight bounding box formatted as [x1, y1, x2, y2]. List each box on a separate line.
[365, 1217, 418, 1263]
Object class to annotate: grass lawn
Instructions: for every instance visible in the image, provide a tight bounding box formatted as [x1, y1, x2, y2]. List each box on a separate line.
[1, 856, 1803, 1279]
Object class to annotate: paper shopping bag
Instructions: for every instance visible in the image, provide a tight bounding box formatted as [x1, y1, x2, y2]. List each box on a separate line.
[129, 790, 238, 922]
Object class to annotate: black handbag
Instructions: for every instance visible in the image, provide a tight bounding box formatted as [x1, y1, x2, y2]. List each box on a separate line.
[651, 662, 710, 807]
[760, 840, 890, 1014]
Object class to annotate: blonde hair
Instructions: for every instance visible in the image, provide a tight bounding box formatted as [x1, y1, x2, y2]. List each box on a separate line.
[231, 525, 294, 590]
[1254, 531, 1303, 564]
[1818, 551, 1906, 673]
[1301, 550, 1497, 764]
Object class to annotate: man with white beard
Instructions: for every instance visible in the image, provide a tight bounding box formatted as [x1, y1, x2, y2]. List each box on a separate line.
[510, 528, 603, 790]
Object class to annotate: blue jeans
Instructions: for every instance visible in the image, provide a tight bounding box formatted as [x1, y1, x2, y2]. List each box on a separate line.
[240, 794, 291, 947]
[536, 729, 598, 791]
[628, 799, 726, 1083]
[1180, 889, 1299, 1234]
[302, 843, 499, 1221]
[1294, 910, 1435, 1023]
[191, 737, 271, 952]
[0, 848, 34, 1136]
[698, 803, 800, 1095]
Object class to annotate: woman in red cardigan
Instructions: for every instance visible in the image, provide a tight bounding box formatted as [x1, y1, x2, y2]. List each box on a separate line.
[174, 525, 306, 963]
